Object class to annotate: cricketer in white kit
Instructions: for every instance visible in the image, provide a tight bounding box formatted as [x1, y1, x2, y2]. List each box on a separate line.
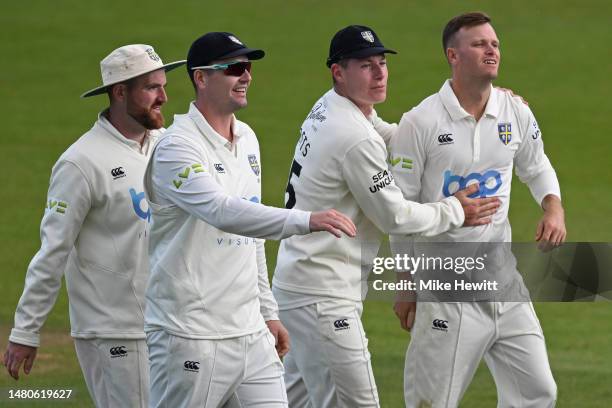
[3, 45, 185, 407]
[144, 32, 356, 408]
[272, 25, 500, 408]
[388, 12, 566, 408]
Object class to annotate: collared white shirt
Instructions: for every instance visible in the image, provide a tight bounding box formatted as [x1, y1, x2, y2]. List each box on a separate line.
[10, 113, 161, 347]
[388, 79, 560, 242]
[143, 103, 310, 338]
[99, 110, 153, 155]
[273, 89, 464, 304]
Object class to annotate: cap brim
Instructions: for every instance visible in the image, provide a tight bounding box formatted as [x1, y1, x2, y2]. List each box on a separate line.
[327, 47, 397, 67]
[217, 47, 265, 62]
[80, 59, 187, 98]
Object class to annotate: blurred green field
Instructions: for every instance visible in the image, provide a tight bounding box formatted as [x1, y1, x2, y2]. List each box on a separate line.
[1, 1, 610, 407]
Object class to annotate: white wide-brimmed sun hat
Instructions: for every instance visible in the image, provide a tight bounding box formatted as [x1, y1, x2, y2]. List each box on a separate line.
[81, 44, 185, 98]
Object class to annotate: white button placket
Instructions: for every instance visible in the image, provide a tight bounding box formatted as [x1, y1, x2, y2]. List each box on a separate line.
[473, 116, 481, 163]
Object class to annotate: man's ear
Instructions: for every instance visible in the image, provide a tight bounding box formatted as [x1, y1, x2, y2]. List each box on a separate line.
[446, 47, 458, 65]
[194, 70, 206, 90]
[331, 63, 343, 84]
[110, 83, 128, 101]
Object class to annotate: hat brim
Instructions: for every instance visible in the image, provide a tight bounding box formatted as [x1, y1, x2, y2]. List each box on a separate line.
[80, 60, 187, 98]
[216, 47, 265, 63]
[327, 47, 397, 67]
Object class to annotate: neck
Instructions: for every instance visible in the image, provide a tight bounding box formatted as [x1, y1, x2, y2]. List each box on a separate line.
[449, 76, 491, 121]
[334, 86, 373, 118]
[106, 106, 147, 145]
[195, 99, 234, 142]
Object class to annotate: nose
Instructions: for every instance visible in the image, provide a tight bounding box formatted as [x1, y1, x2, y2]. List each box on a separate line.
[239, 67, 252, 82]
[372, 62, 386, 79]
[158, 87, 168, 103]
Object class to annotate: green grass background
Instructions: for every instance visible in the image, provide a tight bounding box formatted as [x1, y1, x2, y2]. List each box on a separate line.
[1, 0, 611, 406]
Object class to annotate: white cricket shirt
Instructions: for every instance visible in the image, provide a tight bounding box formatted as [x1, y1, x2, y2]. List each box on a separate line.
[10, 113, 159, 347]
[388, 80, 561, 243]
[144, 103, 310, 339]
[272, 89, 464, 305]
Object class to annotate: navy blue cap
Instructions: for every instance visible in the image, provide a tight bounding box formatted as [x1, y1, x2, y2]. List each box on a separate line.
[327, 25, 396, 67]
[187, 32, 264, 70]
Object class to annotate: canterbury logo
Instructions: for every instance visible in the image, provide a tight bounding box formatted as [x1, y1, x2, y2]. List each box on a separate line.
[432, 319, 449, 331]
[184, 361, 200, 371]
[111, 167, 126, 179]
[438, 133, 454, 145]
[333, 318, 350, 330]
[109, 346, 127, 357]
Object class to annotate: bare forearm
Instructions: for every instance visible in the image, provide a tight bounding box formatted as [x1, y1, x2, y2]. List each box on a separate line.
[541, 194, 563, 212]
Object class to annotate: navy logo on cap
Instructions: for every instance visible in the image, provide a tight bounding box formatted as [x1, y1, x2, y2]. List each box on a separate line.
[146, 48, 160, 62]
[361, 31, 375, 43]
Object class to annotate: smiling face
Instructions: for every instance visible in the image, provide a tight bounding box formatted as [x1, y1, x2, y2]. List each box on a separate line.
[447, 23, 500, 82]
[124, 69, 168, 129]
[332, 54, 388, 114]
[200, 56, 252, 114]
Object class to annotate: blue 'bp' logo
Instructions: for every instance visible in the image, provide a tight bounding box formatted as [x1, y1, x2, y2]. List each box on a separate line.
[129, 188, 151, 222]
[244, 196, 259, 203]
[442, 170, 502, 198]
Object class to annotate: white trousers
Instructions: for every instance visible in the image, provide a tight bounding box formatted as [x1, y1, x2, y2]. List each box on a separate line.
[280, 299, 379, 408]
[74, 338, 149, 408]
[147, 329, 287, 408]
[404, 302, 557, 408]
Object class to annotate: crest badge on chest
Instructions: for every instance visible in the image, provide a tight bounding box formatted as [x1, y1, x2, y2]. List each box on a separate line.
[498, 122, 512, 145]
[248, 154, 260, 176]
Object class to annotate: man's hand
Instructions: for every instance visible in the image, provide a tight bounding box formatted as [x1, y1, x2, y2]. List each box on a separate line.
[536, 195, 566, 251]
[496, 86, 529, 106]
[310, 209, 357, 238]
[3, 342, 37, 380]
[266, 320, 290, 357]
[454, 184, 501, 226]
[394, 301, 417, 332]
[393, 272, 417, 331]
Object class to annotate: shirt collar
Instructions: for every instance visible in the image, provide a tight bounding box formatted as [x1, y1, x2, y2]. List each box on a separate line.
[188, 102, 240, 151]
[328, 88, 370, 122]
[97, 110, 151, 154]
[439, 79, 499, 121]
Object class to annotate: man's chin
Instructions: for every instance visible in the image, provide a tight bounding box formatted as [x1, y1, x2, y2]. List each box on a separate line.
[131, 111, 164, 130]
[483, 70, 499, 81]
[372, 94, 387, 105]
[146, 113, 165, 130]
[232, 100, 248, 111]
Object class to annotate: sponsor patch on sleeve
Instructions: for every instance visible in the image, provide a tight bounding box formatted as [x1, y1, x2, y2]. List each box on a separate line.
[369, 170, 394, 193]
[389, 154, 414, 173]
[529, 119, 541, 141]
[172, 163, 205, 189]
[46, 198, 68, 215]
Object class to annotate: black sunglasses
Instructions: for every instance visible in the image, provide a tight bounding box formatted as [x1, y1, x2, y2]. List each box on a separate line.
[190, 61, 252, 77]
